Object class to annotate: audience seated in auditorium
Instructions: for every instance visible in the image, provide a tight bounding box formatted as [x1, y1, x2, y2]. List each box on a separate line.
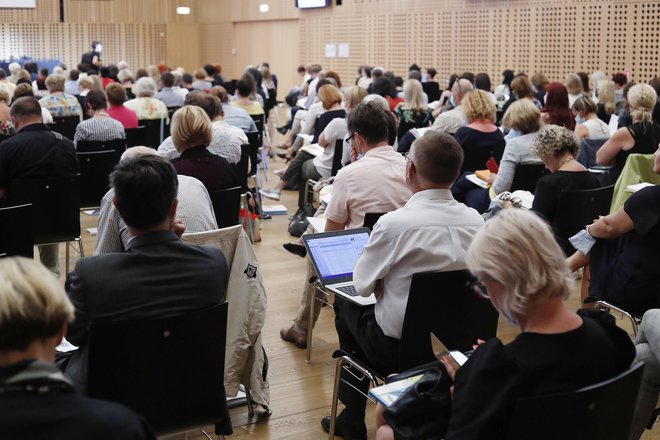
[500, 74, 542, 116]
[7, 62, 21, 84]
[123, 77, 168, 121]
[153, 72, 186, 108]
[12, 83, 53, 123]
[169, 105, 238, 192]
[568, 145, 660, 316]
[95, 147, 217, 254]
[572, 95, 610, 139]
[105, 83, 138, 129]
[73, 90, 125, 145]
[191, 68, 212, 92]
[280, 101, 411, 349]
[34, 68, 49, 98]
[376, 209, 634, 440]
[371, 76, 402, 112]
[117, 69, 135, 99]
[612, 72, 628, 113]
[323, 131, 484, 439]
[64, 69, 79, 96]
[0, 69, 16, 100]
[541, 82, 575, 130]
[565, 73, 585, 107]
[56, 154, 228, 388]
[430, 78, 473, 136]
[494, 69, 514, 101]
[0, 84, 14, 136]
[99, 66, 114, 89]
[529, 125, 600, 253]
[596, 79, 616, 124]
[393, 79, 433, 144]
[0, 257, 157, 440]
[158, 91, 242, 164]
[230, 76, 264, 116]
[0, 97, 78, 275]
[531, 72, 549, 106]
[454, 89, 505, 173]
[38, 74, 83, 118]
[210, 86, 257, 133]
[596, 83, 660, 183]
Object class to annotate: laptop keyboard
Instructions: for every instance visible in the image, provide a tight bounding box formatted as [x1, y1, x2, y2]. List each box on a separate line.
[336, 285, 359, 296]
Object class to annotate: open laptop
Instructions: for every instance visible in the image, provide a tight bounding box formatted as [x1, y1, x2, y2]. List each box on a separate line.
[302, 227, 376, 306]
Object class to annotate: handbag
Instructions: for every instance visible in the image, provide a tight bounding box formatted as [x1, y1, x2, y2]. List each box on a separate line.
[382, 368, 453, 440]
[288, 202, 316, 237]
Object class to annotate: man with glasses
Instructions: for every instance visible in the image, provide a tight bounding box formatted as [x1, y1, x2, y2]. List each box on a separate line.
[321, 130, 484, 439]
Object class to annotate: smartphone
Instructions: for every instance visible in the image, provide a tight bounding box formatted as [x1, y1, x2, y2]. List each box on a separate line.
[430, 332, 467, 366]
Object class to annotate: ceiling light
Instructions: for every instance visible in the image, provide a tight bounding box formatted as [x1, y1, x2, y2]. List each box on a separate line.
[259, 4, 269, 12]
[176, 6, 191, 15]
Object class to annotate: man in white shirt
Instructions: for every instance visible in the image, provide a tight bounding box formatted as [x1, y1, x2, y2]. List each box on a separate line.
[280, 102, 411, 348]
[321, 130, 484, 438]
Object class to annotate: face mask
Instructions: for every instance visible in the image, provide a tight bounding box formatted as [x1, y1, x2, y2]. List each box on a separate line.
[449, 95, 456, 108]
[575, 115, 585, 125]
[505, 128, 521, 141]
[356, 153, 364, 160]
[95, 44, 103, 53]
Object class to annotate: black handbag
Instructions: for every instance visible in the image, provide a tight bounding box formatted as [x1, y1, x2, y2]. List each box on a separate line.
[288, 202, 316, 237]
[382, 368, 452, 440]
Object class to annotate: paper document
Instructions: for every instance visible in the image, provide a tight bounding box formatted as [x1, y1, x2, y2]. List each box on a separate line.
[300, 143, 324, 157]
[307, 216, 327, 233]
[626, 182, 654, 193]
[466, 173, 490, 189]
[83, 209, 99, 216]
[369, 374, 423, 407]
[296, 133, 314, 145]
[410, 127, 432, 139]
[86, 227, 98, 236]
[56, 338, 78, 352]
[262, 204, 288, 215]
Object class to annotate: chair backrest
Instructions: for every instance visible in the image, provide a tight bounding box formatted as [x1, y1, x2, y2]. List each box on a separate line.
[87, 303, 232, 436]
[246, 131, 261, 176]
[398, 270, 499, 371]
[137, 119, 164, 148]
[76, 150, 120, 208]
[506, 363, 645, 440]
[7, 175, 81, 244]
[235, 144, 251, 191]
[553, 185, 614, 255]
[313, 109, 346, 144]
[47, 115, 80, 140]
[76, 138, 126, 159]
[125, 126, 146, 148]
[422, 81, 441, 103]
[331, 138, 344, 176]
[510, 163, 547, 193]
[577, 138, 608, 169]
[362, 212, 386, 230]
[0, 203, 34, 258]
[208, 186, 242, 229]
[251, 115, 264, 146]
[163, 107, 181, 139]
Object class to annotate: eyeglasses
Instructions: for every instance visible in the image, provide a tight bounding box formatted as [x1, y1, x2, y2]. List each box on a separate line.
[346, 132, 356, 145]
[403, 151, 414, 164]
[470, 280, 489, 300]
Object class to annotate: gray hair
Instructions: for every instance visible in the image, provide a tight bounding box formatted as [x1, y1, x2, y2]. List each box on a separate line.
[533, 124, 580, 159]
[133, 77, 157, 97]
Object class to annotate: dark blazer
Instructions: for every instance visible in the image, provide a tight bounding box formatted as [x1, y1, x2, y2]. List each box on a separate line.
[62, 230, 228, 386]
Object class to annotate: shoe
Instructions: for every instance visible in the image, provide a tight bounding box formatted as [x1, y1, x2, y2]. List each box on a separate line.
[276, 152, 288, 159]
[280, 323, 308, 349]
[320, 410, 367, 440]
[259, 188, 281, 201]
[283, 243, 306, 258]
[277, 126, 288, 135]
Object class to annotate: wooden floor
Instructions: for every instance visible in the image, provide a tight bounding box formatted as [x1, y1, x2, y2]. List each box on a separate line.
[59, 114, 659, 439]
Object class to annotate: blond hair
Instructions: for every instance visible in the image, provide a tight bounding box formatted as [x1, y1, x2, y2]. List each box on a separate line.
[0, 83, 10, 104]
[403, 79, 425, 113]
[597, 80, 616, 115]
[565, 73, 584, 95]
[462, 89, 497, 123]
[78, 76, 94, 91]
[45, 74, 65, 93]
[467, 209, 573, 319]
[344, 85, 367, 111]
[627, 83, 658, 123]
[318, 84, 342, 110]
[502, 99, 541, 134]
[171, 105, 213, 152]
[0, 257, 74, 351]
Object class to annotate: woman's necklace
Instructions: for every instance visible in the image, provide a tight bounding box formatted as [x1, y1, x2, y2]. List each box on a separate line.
[558, 156, 575, 170]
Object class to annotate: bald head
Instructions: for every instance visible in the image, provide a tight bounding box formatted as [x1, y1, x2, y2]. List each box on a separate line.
[408, 131, 464, 189]
[452, 78, 474, 104]
[120, 146, 158, 162]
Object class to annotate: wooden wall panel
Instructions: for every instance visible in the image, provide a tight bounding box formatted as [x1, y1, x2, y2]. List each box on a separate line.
[0, 0, 57, 23]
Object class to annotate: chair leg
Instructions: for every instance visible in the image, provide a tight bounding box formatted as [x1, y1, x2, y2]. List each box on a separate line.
[241, 193, 255, 244]
[306, 287, 317, 364]
[65, 241, 70, 274]
[245, 387, 255, 418]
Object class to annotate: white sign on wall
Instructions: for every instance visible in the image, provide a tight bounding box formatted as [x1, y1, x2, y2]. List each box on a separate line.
[0, 0, 36, 7]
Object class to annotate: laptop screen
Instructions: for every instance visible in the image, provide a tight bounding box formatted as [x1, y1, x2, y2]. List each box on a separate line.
[304, 228, 371, 283]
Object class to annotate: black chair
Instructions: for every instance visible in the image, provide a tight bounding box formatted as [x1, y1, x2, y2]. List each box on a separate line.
[422, 81, 441, 103]
[137, 119, 165, 148]
[312, 109, 346, 144]
[76, 150, 121, 208]
[0, 133, 14, 143]
[7, 175, 83, 271]
[328, 270, 500, 437]
[163, 106, 181, 139]
[235, 144, 251, 191]
[246, 131, 261, 176]
[0, 203, 34, 258]
[47, 115, 80, 140]
[553, 185, 615, 255]
[87, 303, 232, 437]
[208, 186, 242, 229]
[506, 363, 644, 440]
[577, 138, 609, 169]
[251, 114, 265, 146]
[362, 212, 386, 231]
[125, 126, 146, 148]
[331, 138, 344, 176]
[510, 163, 547, 193]
[76, 138, 126, 160]
[223, 80, 237, 97]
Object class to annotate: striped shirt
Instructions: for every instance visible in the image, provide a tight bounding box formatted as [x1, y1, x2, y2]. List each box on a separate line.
[73, 116, 126, 145]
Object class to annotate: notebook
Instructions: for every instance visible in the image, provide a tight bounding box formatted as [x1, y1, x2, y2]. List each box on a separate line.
[302, 228, 376, 306]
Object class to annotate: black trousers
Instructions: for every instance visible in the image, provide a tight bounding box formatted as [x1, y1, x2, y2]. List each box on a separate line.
[334, 297, 400, 417]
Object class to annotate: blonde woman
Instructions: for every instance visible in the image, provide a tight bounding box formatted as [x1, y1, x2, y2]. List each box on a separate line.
[572, 95, 609, 139]
[393, 79, 432, 142]
[0, 83, 14, 136]
[595, 79, 616, 124]
[596, 83, 660, 182]
[169, 105, 238, 192]
[565, 73, 584, 107]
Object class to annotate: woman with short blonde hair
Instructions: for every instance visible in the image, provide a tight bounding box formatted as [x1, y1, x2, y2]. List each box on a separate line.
[596, 79, 616, 123]
[596, 83, 660, 182]
[0, 83, 14, 136]
[169, 105, 238, 192]
[393, 79, 432, 144]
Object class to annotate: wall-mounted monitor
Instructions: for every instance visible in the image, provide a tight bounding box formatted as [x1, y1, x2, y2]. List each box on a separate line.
[0, 0, 36, 7]
[296, 0, 331, 9]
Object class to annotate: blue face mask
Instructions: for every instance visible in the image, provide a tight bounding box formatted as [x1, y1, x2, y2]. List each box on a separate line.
[449, 96, 456, 108]
[575, 115, 586, 125]
[356, 153, 364, 160]
[505, 128, 521, 141]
